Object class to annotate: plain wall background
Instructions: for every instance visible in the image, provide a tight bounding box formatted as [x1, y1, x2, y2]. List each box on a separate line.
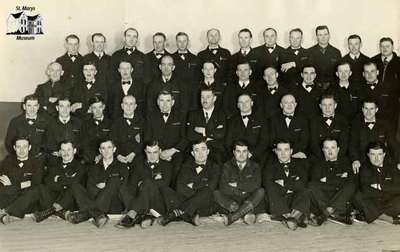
[0, 0, 399, 102]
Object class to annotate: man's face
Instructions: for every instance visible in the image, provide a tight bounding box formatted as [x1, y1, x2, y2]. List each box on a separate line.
[264, 29, 277, 46]
[47, 63, 63, 82]
[348, 38, 361, 55]
[145, 145, 161, 163]
[176, 35, 188, 51]
[236, 63, 252, 81]
[362, 102, 378, 121]
[90, 102, 105, 119]
[316, 28, 330, 46]
[280, 95, 297, 115]
[263, 67, 278, 86]
[237, 95, 253, 114]
[233, 145, 249, 163]
[159, 56, 175, 76]
[380, 41, 393, 57]
[275, 143, 292, 163]
[192, 142, 209, 164]
[201, 90, 216, 110]
[57, 100, 71, 118]
[368, 148, 386, 167]
[336, 64, 352, 81]
[322, 140, 339, 161]
[238, 31, 252, 48]
[289, 31, 302, 48]
[301, 67, 316, 84]
[153, 35, 166, 52]
[118, 62, 133, 80]
[157, 94, 174, 113]
[363, 64, 379, 83]
[83, 64, 97, 81]
[99, 141, 116, 160]
[92, 35, 106, 53]
[60, 143, 75, 163]
[23, 99, 39, 118]
[207, 29, 220, 45]
[121, 96, 137, 117]
[65, 38, 79, 55]
[202, 62, 217, 79]
[320, 98, 336, 117]
[14, 139, 30, 160]
[124, 29, 138, 48]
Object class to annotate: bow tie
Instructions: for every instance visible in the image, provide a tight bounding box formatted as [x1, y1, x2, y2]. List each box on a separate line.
[304, 84, 313, 89]
[326, 160, 337, 164]
[269, 87, 277, 92]
[125, 48, 134, 53]
[365, 122, 375, 127]
[242, 114, 251, 119]
[155, 52, 164, 56]
[196, 164, 206, 169]
[324, 116, 334, 120]
[68, 54, 77, 58]
[179, 52, 187, 56]
[266, 46, 274, 50]
[27, 118, 36, 124]
[122, 81, 131, 85]
[162, 113, 169, 117]
[284, 115, 293, 120]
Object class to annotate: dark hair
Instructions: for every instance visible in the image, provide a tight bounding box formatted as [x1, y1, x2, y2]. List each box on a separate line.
[91, 33, 106, 42]
[362, 97, 378, 107]
[236, 61, 252, 70]
[57, 96, 71, 105]
[263, 27, 277, 36]
[379, 37, 394, 45]
[336, 61, 351, 71]
[233, 140, 249, 150]
[83, 61, 97, 68]
[239, 28, 252, 38]
[158, 90, 174, 99]
[23, 94, 39, 104]
[65, 34, 80, 43]
[153, 32, 166, 40]
[367, 141, 387, 153]
[124, 28, 138, 37]
[289, 28, 303, 36]
[13, 135, 30, 146]
[315, 25, 329, 35]
[88, 94, 105, 106]
[192, 138, 208, 149]
[347, 34, 361, 43]
[302, 64, 316, 72]
[202, 61, 216, 69]
[144, 140, 160, 148]
[176, 32, 189, 40]
[237, 92, 253, 101]
[98, 138, 115, 147]
[273, 139, 292, 148]
[59, 139, 76, 149]
[320, 93, 337, 104]
[363, 61, 377, 70]
[200, 88, 216, 96]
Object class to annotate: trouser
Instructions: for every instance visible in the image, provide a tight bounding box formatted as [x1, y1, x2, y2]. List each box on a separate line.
[309, 181, 355, 216]
[88, 177, 126, 214]
[267, 184, 310, 216]
[353, 190, 400, 223]
[167, 187, 216, 217]
[214, 188, 265, 214]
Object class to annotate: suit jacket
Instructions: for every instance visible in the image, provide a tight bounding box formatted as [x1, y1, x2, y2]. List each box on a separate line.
[279, 47, 310, 88]
[110, 48, 147, 82]
[45, 159, 86, 192]
[192, 80, 226, 111]
[308, 44, 342, 86]
[293, 84, 324, 119]
[223, 80, 261, 118]
[256, 82, 290, 120]
[341, 53, 370, 86]
[81, 117, 112, 163]
[46, 116, 82, 152]
[371, 52, 400, 97]
[253, 44, 285, 80]
[56, 53, 84, 86]
[87, 158, 129, 193]
[197, 46, 231, 82]
[35, 80, 72, 117]
[110, 116, 144, 157]
[310, 157, 354, 188]
[171, 51, 202, 85]
[143, 50, 171, 84]
[227, 48, 259, 82]
[83, 52, 112, 84]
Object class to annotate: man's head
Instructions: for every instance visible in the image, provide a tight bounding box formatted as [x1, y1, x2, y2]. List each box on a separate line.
[236, 62, 252, 81]
[362, 99, 378, 121]
[23, 94, 40, 118]
[319, 94, 337, 117]
[280, 94, 297, 115]
[367, 142, 386, 167]
[121, 95, 137, 117]
[13, 137, 31, 160]
[118, 61, 133, 80]
[233, 140, 250, 163]
[238, 28, 252, 49]
[99, 139, 116, 160]
[59, 141, 76, 163]
[207, 28, 221, 46]
[56, 97, 72, 118]
[124, 28, 139, 48]
[153, 32, 167, 52]
[289, 28, 303, 49]
[363, 62, 379, 83]
[157, 91, 174, 113]
[237, 93, 253, 114]
[91, 33, 106, 53]
[65, 34, 80, 55]
[315, 25, 330, 46]
[263, 67, 279, 86]
[301, 65, 317, 85]
[176, 32, 189, 51]
[144, 140, 161, 163]
[322, 138, 340, 161]
[263, 28, 277, 47]
[46, 62, 64, 82]
[202, 61, 217, 79]
[88, 95, 106, 119]
[200, 89, 216, 110]
[83, 62, 97, 81]
[336, 62, 352, 81]
[379, 37, 394, 57]
[347, 34, 362, 55]
[191, 139, 209, 164]
[159, 55, 175, 77]
[274, 140, 293, 163]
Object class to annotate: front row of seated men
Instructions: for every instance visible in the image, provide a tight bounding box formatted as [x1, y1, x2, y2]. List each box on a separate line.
[1, 134, 399, 230]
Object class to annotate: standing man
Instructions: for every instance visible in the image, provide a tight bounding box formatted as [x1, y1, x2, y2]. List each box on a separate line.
[144, 32, 171, 84]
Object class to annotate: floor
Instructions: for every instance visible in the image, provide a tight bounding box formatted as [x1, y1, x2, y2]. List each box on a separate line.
[0, 215, 399, 252]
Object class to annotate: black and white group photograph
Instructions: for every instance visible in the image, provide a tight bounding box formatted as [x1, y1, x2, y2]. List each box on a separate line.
[0, 0, 400, 251]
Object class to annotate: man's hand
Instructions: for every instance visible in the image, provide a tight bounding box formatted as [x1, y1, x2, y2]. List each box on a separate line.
[125, 152, 136, 163]
[281, 62, 296, 72]
[292, 152, 307, 159]
[352, 160, 361, 174]
[160, 148, 178, 161]
[96, 182, 106, 189]
[0, 175, 12, 186]
[117, 154, 128, 163]
[52, 151, 60, 157]
[194, 127, 206, 136]
[94, 155, 102, 164]
[71, 103, 82, 112]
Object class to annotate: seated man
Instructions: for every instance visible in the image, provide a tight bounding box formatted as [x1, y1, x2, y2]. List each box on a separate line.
[308, 138, 355, 226]
[111, 95, 144, 167]
[160, 139, 220, 226]
[66, 139, 129, 226]
[0, 136, 49, 224]
[187, 88, 226, 165]
[214, 140, 265, 226]
[353, 142, 400, 224]
[145, 90, 187, 179]
[33, 141, 107, 227]
[115, 140, 174, 228]
[264, 140, 309, 230]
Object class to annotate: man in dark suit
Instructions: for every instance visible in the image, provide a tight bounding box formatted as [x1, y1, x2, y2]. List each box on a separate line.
[35, 62, 72, 117]
[116, 140, 174, 228]
[71, 61, 108, 120]
[341, 35, 370, 86]
[108, 61, 145, 119]
[187, 88, 227, 165]
[257, 66, 290, 120]
[215, 140, 264, 226]
[353, 142, 400, 224]
[5, 94, 50, 161]
[110, 95, 144, 167]
[144, 32, 171, 85]
[228, 28, 258, 83]
[56, 34, 84, 87]
[253, 27, 285, 80]
[0, 137, 49, 224]
[270, 94, 309, 159]
[83, 33, 112, 85]
[110, 28, 147, 82]
[160, 139, 220, 226]
[280, 28, 310, 88]
[308, 138, 355, 226]
[293, 65, 324, 119]
[310, 94, 350, 159]
[197, 28, 231, 83]
[308, 25, 342, 90]
[264, 140, 309, 230]
[225, 94, 269, 165]
[223, 61, 261, 118]
[145, 91, 187, 178]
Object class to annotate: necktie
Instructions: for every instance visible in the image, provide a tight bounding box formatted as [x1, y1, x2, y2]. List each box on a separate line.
[383, 57, 389, 67]
[122, 81, 131, 85]
[205, 112, 209, 124]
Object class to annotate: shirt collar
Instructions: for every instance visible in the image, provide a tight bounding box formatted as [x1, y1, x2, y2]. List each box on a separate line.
[203, 106, 215, 115]
[382, 54, 393, 62]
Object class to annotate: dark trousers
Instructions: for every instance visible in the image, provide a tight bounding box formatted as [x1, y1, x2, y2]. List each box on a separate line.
[214, 188, 265, 214]
[353, 190, 400, 223]
[168, 187, 216, 217]
[309, 181, 355, 215]
[267, 184, 310, 216]
[88, 177, 126, 214]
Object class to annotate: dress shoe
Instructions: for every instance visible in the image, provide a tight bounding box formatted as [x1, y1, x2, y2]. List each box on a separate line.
[33, 207, 56, 223]
[93, 214, 109, 228]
